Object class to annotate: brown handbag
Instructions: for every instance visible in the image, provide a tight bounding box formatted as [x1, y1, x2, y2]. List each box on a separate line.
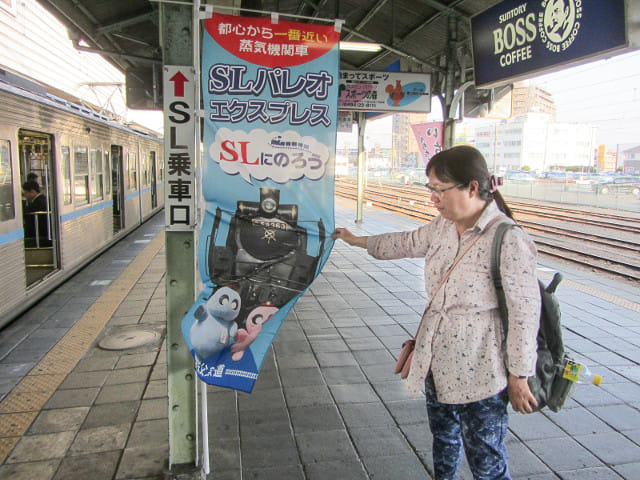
[393, 218, 499, 379]
[394, 339, 415, 379]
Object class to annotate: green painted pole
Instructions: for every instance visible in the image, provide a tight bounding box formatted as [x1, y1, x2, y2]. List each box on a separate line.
[160, 2, 198, 475]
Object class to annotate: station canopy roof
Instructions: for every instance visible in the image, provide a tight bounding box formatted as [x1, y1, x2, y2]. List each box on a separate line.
[33, 0, 516, 110]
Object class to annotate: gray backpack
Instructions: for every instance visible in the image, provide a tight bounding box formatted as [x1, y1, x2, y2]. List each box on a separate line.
[492, 222, 573, 412]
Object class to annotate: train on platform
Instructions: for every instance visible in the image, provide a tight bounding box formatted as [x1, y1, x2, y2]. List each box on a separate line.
[0, 70, 164, 328]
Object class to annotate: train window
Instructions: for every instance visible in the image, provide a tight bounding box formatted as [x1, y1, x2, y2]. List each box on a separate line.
[61, 146, 72, 205]
[90, 148, 104, 201]
[149, 151, 156, 182]
[143, 152, 150, 186]
[74, 146, 89, 206]
[156, 152, 163, 181]
[0, 140, 15, 221]
[128, 152, 137, 190]
[139, 151, 147, 187]
[104, 151, 111, 196]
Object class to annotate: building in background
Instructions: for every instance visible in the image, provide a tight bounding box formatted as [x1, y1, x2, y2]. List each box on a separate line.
[391, 114, 409, 170]
[457, 82, 597, 173]
[511, 81, 556, 117]
[596, 145, 618, 172]
[392, 112, 429, 169]
[544, 121, 597, 171]
[619, 145, 640, 174]
[465, 114, 597, 172]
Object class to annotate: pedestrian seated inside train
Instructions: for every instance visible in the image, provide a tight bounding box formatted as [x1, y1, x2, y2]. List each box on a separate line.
[22, 180, 51, 248]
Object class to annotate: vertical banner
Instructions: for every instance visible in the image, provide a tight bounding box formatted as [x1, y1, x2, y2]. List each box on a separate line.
[411, 122, 444, 166]
[181, 13, 339, 393]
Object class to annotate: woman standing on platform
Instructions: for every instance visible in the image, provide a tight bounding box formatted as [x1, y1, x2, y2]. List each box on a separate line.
[332, 146, 540, 480]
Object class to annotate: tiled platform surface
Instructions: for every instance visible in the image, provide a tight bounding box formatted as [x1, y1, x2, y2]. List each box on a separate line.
[1, 202, 639, 480]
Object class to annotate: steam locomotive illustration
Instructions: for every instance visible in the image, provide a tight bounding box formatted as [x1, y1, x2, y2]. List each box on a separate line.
[207, 187, 325, 324]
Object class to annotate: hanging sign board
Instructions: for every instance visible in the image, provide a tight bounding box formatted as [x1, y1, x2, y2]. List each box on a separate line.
[338, 70, 431, 112]
[337, 110, 353, 132]
[163, 65, 196, 230]
[411, 122, 444, 166]
[181, 13, 339, 393]
[471, 0, 627, 88]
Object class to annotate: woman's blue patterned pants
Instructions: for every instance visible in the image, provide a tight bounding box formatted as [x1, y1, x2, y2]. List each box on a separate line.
[425, 377, 511, 480]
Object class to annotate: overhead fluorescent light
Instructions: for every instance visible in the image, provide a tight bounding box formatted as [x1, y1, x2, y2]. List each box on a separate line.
[339, 42, 382, 52]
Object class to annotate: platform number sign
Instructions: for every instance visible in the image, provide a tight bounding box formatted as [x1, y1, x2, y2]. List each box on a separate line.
[163, 65, 196, 230]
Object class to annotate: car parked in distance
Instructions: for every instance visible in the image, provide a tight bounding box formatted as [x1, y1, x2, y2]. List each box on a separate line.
[592, 176, 640, 196]
[505, 171, 537, 183]
[538, 171, 570, 182]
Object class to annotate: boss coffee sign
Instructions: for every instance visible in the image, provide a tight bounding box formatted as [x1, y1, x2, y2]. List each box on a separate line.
[471, 0, 627, 88]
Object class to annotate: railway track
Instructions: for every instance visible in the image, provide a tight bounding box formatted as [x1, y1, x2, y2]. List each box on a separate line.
[335, 179, 640, 282]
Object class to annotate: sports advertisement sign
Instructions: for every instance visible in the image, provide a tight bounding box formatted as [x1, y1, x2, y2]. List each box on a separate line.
[181, 13, 339, 392]
[338, 70, 431, 112]
[471, 0, 627, 88]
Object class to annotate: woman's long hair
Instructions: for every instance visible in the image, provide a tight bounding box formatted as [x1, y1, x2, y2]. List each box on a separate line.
[426, 145, 513, 219]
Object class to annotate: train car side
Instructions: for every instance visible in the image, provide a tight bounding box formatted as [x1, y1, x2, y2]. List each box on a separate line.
[0, 77, 163, 328]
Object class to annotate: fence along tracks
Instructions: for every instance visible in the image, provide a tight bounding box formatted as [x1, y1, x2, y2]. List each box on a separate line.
[335, 179, 640, 282]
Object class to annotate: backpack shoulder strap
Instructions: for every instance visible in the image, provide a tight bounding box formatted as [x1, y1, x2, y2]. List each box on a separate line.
[491, 221, 519, 336]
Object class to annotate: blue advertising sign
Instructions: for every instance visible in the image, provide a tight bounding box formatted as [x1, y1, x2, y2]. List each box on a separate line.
[181, 13, 339, 392]
[471, 0, 627, 88]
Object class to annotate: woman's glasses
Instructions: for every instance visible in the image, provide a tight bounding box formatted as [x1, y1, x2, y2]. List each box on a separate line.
[424, 183, 462, 197]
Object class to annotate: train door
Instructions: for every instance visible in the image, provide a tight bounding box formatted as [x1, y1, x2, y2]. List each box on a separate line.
[150, 151, 157, 208]
[111, 145, 125, 233]
[18, 130, 60, 286]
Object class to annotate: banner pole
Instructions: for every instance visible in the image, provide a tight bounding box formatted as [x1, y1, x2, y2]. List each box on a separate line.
[193, 1, 206, 473]
[201, 380, 210, 475]
[356, 112, 366, 223]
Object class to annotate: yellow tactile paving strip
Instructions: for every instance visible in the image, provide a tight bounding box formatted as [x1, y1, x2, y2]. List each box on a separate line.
[537, 271, 640, 313]
[0, 232, 165, 463]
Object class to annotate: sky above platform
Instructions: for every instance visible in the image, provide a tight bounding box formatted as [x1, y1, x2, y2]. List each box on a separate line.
[351, 48, 640, 151]
[532, 49, 640, 148]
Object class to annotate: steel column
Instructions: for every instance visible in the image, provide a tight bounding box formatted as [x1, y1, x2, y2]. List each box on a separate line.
[443, 15, 457, 149]
[160, 2, 198, 475]
[356, 112, 367, 223]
